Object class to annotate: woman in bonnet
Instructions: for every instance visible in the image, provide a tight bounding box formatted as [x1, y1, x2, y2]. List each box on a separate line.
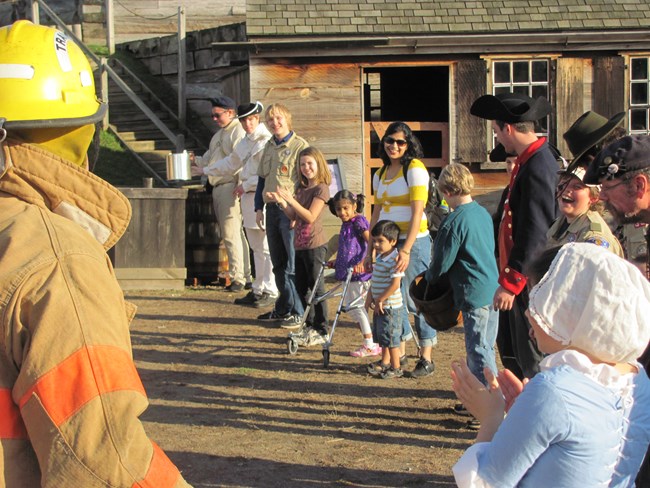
[451, 243, 650, 487]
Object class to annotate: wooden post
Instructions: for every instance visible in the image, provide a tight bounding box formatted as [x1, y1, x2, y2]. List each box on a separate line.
[31, 0, 39, 24]
[105, 0, 115, 55]
[178, 6, 187, 132]
[100, 57, 109, 130]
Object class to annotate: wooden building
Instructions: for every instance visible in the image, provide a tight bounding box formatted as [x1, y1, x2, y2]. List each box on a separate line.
[213, 0, 650, 207]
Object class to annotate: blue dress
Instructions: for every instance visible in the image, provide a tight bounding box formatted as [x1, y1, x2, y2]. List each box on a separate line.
[453, 351, 650, 488]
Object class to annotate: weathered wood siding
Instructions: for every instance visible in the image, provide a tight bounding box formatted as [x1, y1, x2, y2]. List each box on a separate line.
[109, 188, 188, 289]
[593, 56, 626, 119]
[455, 59, 487, 164]
[250, 60, 363, 195]
[556, 57, 587, 158]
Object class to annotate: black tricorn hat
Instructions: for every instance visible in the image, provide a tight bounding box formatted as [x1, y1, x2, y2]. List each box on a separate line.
[237, 101, 264, 119]
[471, 92, 551, 123]
[489, 143, 517, 162]
[563, 111, 625, 168]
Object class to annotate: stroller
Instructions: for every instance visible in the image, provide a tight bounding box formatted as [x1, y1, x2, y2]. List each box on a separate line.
[286, 263, 363, 368]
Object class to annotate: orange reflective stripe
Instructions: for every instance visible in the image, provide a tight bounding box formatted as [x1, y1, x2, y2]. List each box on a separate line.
[19, 345, 146, 426]
[0, 388, 28, 439]
[132, 442, 181, 488]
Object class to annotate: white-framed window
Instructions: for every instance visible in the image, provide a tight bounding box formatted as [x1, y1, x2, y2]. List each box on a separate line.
[491, 59, 550, 136]
[629, 56, 650, 135]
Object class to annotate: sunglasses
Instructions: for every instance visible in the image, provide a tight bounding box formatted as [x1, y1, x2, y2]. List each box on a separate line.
[384, 136, 408, 147]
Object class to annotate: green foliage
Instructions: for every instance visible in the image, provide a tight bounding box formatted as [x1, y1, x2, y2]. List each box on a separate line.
[93, 130, 151, 187]
[87, 44, 110, 56]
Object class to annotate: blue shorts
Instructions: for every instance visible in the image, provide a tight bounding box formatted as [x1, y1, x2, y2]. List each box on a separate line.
[372, 308, 403, 348]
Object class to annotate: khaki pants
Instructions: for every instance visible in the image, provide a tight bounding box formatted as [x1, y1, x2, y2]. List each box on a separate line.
[212, 182, 251, 284]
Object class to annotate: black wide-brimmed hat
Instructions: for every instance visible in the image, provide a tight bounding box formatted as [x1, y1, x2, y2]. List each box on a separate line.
[237, 101, 264, 119]
[489, 143, 517, 162]
[563, 111, 625, 168]
[471, 92, 551, 123]
[584, 135, 650, 184]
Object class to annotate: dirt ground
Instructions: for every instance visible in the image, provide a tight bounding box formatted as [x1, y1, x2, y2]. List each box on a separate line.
[127, 286, 478, 488]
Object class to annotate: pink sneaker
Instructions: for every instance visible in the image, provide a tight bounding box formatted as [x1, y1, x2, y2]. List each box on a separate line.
[350, 343, 382, 357]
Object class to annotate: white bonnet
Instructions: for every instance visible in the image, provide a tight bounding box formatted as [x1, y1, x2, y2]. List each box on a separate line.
[528, 243, 650, 363]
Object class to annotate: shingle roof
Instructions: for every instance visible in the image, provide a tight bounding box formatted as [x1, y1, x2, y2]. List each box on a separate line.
[246, 0, 650, 37]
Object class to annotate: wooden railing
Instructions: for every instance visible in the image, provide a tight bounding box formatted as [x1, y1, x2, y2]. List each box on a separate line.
[30, 0, 207, 185]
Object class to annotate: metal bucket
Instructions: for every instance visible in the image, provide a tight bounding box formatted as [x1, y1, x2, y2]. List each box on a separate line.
[166, 151, 192, 181]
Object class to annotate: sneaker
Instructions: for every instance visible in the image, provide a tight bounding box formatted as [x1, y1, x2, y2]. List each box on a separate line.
[257, 310, 284, 321]
[252, 292, 276, 309]
[411, 358, 435, 378]
[453, 402, 472, 417]
[306, 328, 327, 346]
[466, 418, 481, 430]
[245, 281, 253, 290]
[280, 314, 303, 329]
[367, 360, 390, 377]
[234, 291, 260, 305]
[350, 343, 382, 358]
[399, 354, 409, 368]
[225, 281, 245, 292]
[380, 367, 404, 379]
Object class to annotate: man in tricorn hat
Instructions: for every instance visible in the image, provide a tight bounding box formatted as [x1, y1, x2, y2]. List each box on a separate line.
[565, 110, 648, 264]
[471, 92, 559, 378]
[584, 134, 650, 487]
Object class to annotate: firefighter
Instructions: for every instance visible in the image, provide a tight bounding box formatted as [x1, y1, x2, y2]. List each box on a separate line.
[0, 21, 190, 487]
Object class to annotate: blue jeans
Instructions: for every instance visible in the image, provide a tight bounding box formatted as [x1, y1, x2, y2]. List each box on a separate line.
[399, 235, 437, 347]
[372, 308, 403, 348]
[265, 204, 304, 317]
[462, 305, 499, 386]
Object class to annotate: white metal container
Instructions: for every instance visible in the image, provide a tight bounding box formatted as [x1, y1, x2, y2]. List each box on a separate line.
[166, 151, 192, 181]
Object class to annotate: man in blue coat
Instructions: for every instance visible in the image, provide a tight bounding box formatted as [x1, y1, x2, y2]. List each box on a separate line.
[471, 93, 559, 378]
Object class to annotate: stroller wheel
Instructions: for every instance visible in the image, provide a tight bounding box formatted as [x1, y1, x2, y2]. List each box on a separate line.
[287, 338, 299, 355]
[322, 348, 330, 368]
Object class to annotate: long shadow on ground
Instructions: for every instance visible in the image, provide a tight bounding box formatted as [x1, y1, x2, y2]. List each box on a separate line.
[169, 451, 457, 487]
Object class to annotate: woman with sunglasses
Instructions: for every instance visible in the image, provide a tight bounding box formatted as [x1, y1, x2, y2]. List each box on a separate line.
[366, 121, 436, 378]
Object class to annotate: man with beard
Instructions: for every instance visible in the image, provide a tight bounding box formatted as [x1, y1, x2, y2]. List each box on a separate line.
[585, 134, 650, 487]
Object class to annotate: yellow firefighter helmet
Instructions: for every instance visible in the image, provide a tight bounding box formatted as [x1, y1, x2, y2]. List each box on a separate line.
[0, 20, 106, 129]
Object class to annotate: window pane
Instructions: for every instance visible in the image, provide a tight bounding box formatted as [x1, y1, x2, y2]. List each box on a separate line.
[513, 85, 529, 96]
[631, 58, 648, 81]
[531, 85, 548, 100]
[531, 61, 548, 82]
[494, 62, 510, 84]
[513, 61, 529, 83]
[631, 82, 649, 105]
[494, 86, 511, 95]
[630, 109, 647, 131]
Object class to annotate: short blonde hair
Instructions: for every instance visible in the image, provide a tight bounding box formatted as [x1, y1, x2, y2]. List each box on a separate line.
[438, 163, 474, 196]
[265, 103, 293, 131]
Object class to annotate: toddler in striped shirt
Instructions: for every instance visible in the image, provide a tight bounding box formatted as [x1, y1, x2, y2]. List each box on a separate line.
[365, 220, 406, 379]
